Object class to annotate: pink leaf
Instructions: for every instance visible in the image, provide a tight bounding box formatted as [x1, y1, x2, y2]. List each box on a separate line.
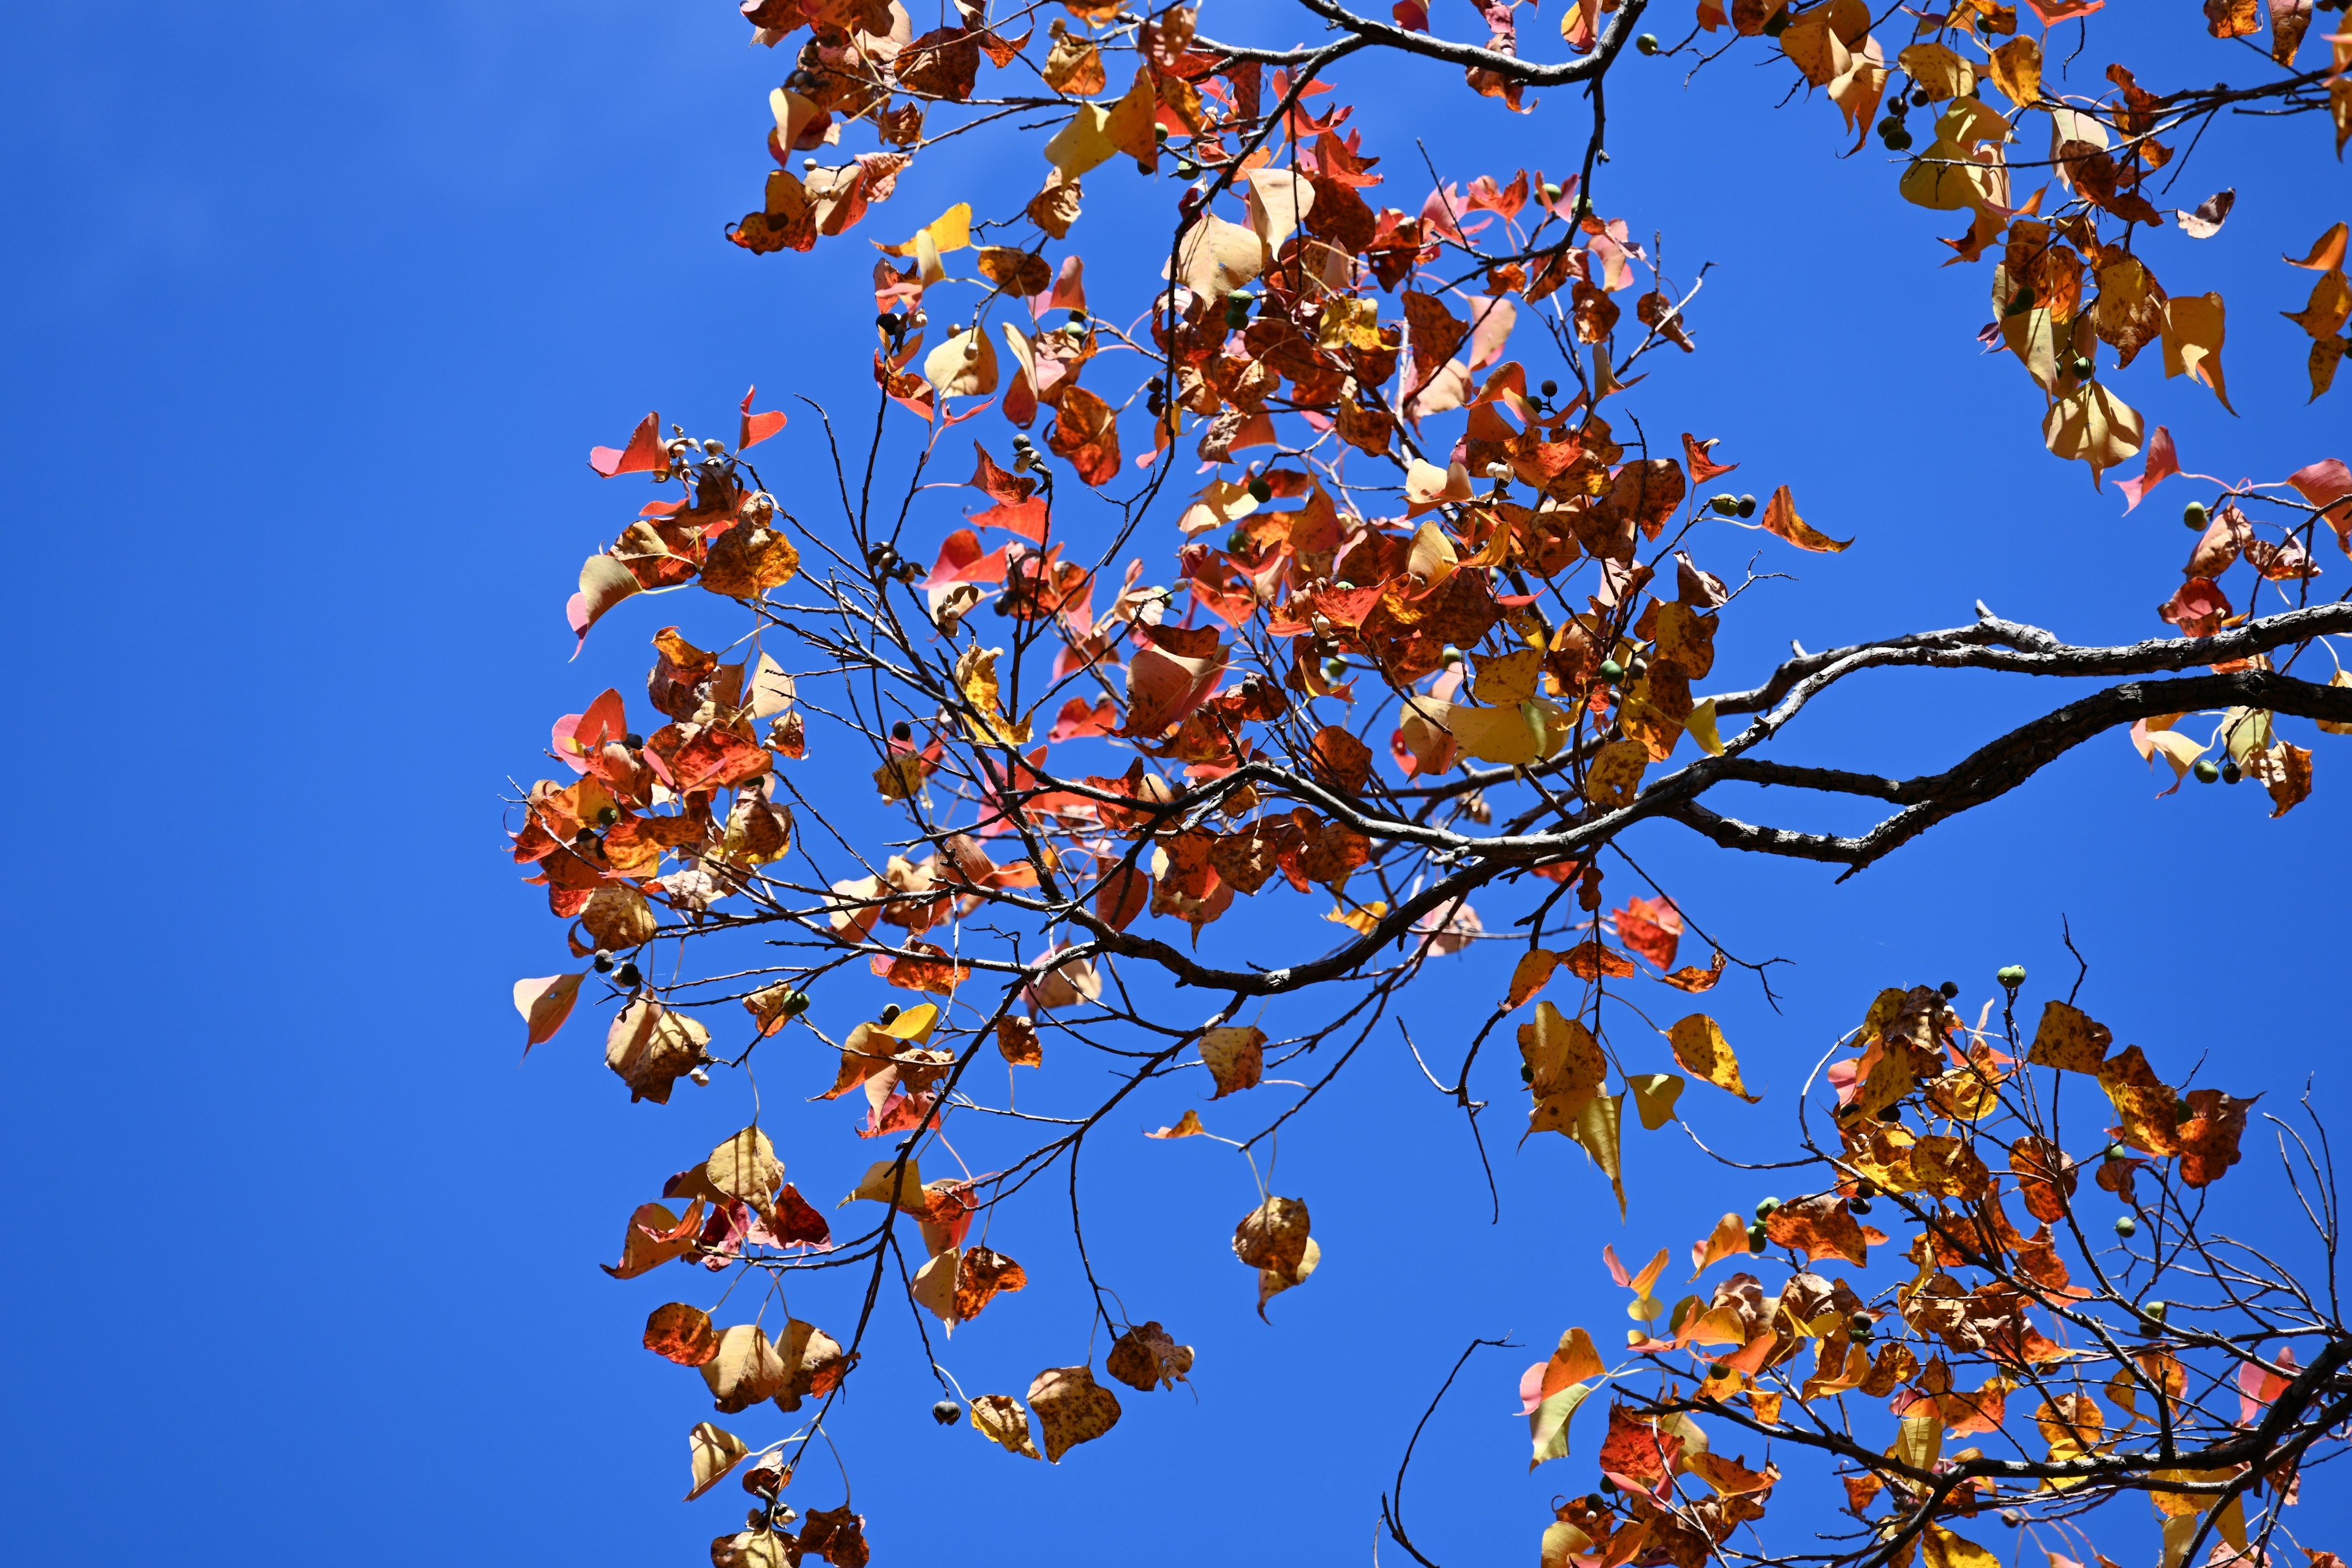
[588, 412, 663, 477]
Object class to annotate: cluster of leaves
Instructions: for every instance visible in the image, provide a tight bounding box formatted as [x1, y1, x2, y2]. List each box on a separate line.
[501, 1, 2352, 1561]
[1506, 982, 2343, 1568]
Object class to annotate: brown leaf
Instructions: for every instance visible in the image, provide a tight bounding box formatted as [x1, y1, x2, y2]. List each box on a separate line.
[1106, 1321, 1197, 1390]
[701, 1324, 790, 1414]
[2027, 1000, 2111, 1073]
[646, 1302, 722, 1366]
[1028, 1363, 1122, 1461]
[997, 1015, 1042, 1067]
[798, 1504, 869, 1568]
[955, 1246, 1028, 1321]
[1764, 1194, 1868, 1267]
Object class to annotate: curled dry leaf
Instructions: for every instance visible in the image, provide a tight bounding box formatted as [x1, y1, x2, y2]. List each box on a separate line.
[1147, 1108, 1207, 1139]
[1106, 1320, 1197, 1391]
[968, 1393, 1042, 1458]
[685, 1423, 750, 1501]
[1027, 1363, 1122, 1461]
[997, 1015, 1043, 1067]
[710, 1530, 791, 1568]
[602, 1200, 703, 1280]
[606, 1000, 712, 1105]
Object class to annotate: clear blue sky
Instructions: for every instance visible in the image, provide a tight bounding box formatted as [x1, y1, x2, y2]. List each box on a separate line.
[4, 4, 2346, 1564]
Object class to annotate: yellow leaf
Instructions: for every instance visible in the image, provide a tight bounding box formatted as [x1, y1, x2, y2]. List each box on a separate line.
[968, 1393, 1043, 1459]
[2042, 382, 2145, 484]
[1325, 900, 1389, 934]
[1520, 1001, 1607, 1101]
[1506, 948, 1562, 1008]
[1689, 1212, 1750, 1279]
[1567, 1093, 1626, 1216]
[1687, 698, 1725, 756]
[953, 646, 1030, 745]
[1585, 737, 1649, 808]
[1986, 35, 2041, 105]
[1896, 42, 1975, 100]
[842, 1156, 927, 1212]
[1199, 1025, 1266, 1098]
[1316, 296, 1382, 353]
[1101, 70, 1159, 167]
[1626, 1072, 1686, 1129]
[1669, 1014, 1760, 1101]
[1044, 105, 1115, 179]
[1922, 1526, 2000, 1568]
[876, 202, 973, 259]
[2160, 293, 2234, 413]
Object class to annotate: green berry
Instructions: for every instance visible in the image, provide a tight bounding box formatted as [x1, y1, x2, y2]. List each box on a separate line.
[2222, 760, 2243, 785]
[1754, 1196, 1781, 1219]
[1746, 1223, 1770, 1254]
[1634, 31, 1660, 54]
[1542, 182, 1564, 205]
[1597, 658, 1625, 683]
[1440, 646, 1464, 666]
[1709, 493, 1741, 516]
[2193, 758, 2220, 783]
[1997, 964, 2027, 989]
[1881, 126, 1915, 151]
[2106, 1143, 2129, 1160]
[1247, 477, 1274, 503]
[780, 989, 810, 1019]
[2114, 1215, 2137, 1238]
[2143, 1300, 2168, 1322]
[2183, 501, 2209, 530]
[1322, 657, 1349, 682]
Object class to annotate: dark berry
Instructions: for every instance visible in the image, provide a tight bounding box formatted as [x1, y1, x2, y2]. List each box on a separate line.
[932, 1399, 962, 1426]
[891, 721, 913, 742]
[1939, 980, 1959, 998]
[622, 733, 644, 750]
[615, 962, 643, 988]
[2222, 760, 2243, 785]
[1735, 494, 1757, 518]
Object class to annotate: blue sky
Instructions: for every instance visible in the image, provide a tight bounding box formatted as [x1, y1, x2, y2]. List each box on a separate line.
[4, 4, 2348, 1564]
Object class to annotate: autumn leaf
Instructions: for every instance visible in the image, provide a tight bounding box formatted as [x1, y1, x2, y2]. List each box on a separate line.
[1758, 485, 1851, 552]
[685, 1423, 750, 1501]
[2026, 1000, 2111, 1073]
[1199, 1025, 1266, 1097]
[1689, 1212, 1751, 1278]
[968, 1393, 1042, 1459]
[1028, 1364, 1121, 1461]
[1147, 1109, 1207, 1139]
[1106, 1321, 1197, 1391]
[645, 1302, 721, 1366]
[513, 972, 584, 1050]
[1668, 1014, 1759, 1101]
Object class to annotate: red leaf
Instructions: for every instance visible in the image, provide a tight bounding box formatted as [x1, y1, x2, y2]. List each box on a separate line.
[2116, 425, 2178, 514]
[589, 412, 664, 477]
[552, 689, 630, 774]
[739, 387, 787, 450]
[1681, 432, 1735, 483]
